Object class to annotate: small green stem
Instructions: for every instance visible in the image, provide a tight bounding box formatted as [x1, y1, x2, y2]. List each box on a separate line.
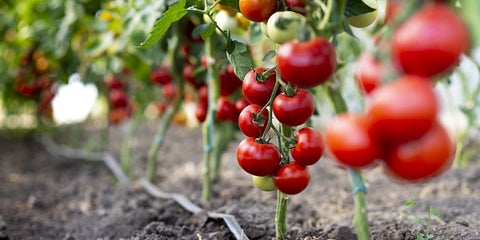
[326, 82, 371, 240]
[275, 191, 289, 240]
[202, 31, 220, 202]
[146, 25, 184, 182]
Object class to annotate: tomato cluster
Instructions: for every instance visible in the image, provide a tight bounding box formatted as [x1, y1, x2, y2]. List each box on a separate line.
[105, 74, 134, 124]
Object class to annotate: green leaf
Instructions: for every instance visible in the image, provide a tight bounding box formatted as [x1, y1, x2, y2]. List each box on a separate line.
[226, 40, 255, 80]
[219, 0, 240, 12]
[139, 0, 187, 48]
[405, 201, 418, 207]
[262, 50, 276, 62]
[341, 19, 356, 38]
[417, 232, 425, 240]
[249, 23, 263, 42]
[193, 23, 215, 40]
[344, 0, 376, 17]
[427, 234, 434, 239]
[429, 207, 441, 217]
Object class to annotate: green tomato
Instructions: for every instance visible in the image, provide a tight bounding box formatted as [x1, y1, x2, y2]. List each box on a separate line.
[215, 10, 238, 34]
[260, 21, 269, 38]
[252, 175, 277, 191]
[347, 0, 378, 28]
[266, 11, 305, 44]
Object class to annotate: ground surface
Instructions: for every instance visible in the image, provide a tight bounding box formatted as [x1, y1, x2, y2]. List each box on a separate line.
[0, 123, 480, 240]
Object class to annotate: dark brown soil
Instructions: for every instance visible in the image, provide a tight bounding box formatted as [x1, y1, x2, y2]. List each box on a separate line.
[1, 123, 479, 239]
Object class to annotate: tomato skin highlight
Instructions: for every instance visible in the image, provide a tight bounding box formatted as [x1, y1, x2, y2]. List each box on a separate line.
[277, 37, 337, 88]
[385, 121, 455, 181]
[272, 88, 315, 127]
[355, 51, 381, 94]
[325, 113, 382, 168]
[239, 0, 277, 22]
[242, 67, 278, 106]
[273, 163, 310, 195]
[392, 4, 469, 77]
[238, 104, 269, 137]
[291, 127, 325, 166]
[237, 137, 281, 176]
[366, 75, 438, 143]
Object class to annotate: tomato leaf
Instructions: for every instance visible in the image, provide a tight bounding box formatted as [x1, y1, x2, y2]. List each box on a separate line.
[341, 19, 356, 38]
[219, 0, 240, 12]
[408, 216, 425, 224]
[429, 207, 441, 217]
[262, 50, 276, 62]
[344, 0, 375, 17]
[139, 0, 187, 48]
[226, 40, 255, 80]
[193, 23, 215, 40]
[405, 201, 418, 207]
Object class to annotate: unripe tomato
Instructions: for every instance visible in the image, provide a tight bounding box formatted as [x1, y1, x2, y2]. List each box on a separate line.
[354, 51, 382, 94]
[347, 0, 378, 28]
[239, 0, 277, 22]
[272, 88, 315, 127]
[260, 21, 269, 38]
[367, 75, 438, 143]
[291, 127, 324, 166]
[252, 175, 277, 191]
[392, 4, 469, 77]
[242, 67, 277, 105]
[215, 10, 239, 34]
[150, 66, 172, 85]
[238, 104, 269, 137]
[385, 121, 455, 181]
[273, 163, 310, 195]
[237, 137, 281, 176]
[277, 37, 337, 88]
[325, 113, 382, 168]
[266, 11, 305, 44]
[216, 97, 238, 122]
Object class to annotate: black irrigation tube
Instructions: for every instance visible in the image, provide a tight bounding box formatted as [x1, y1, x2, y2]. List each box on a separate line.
[37, 135, 249, 240]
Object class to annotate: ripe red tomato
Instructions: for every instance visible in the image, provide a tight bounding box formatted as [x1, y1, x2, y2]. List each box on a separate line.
[277, 37, 337, 88]
[242, 67, 277, 106]
[183, 64, 204, 89]
[235, 98, 250, 114]
[161, 83, 178, 101]
[151, 66, 172, 85]
[367, 75, 438, 143]
[239, 0, 277, 22]
[237, 137, 281, 176]
[355, 51, 381, 94]
[291, 127, 324, 166]
[285, 0, 306, 14]
[216, 97, 238, 122]
[385, 121, 455, 181]
[104, 76, 123, 90]
[238, 104, 269, 137]
[198, 85, 208, 104]
[272, 88, 315, 126]
[273, 163, 310, 195]
[109, 89, 129, 109]
[392, 4, 469, 77]
[220, 65, 242, 96]
[195, 103, 208, 123]
[325, 113, 382, 168]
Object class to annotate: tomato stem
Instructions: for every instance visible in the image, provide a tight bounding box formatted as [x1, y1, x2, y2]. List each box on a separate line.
[275, 191, 289, 240]
[326, 82, 371, 240]
[146, 25, 185, 182]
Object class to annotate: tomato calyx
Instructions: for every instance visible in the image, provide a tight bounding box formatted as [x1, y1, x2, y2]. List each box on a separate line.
[254, 67, 276, 83]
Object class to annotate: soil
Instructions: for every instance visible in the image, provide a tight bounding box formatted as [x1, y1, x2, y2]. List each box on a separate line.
[1, 123, 479, 240]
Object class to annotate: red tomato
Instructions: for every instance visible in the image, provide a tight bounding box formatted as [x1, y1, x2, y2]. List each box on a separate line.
[238, 104, 269, 137]
[385, 0, 402, 23]
[277, 37, 337, 88]
[367, 75, 438, 143]
[355, 51, 381, 94]
[109, 89, 129, 109]
[235, 98, 250, 113]
[285, 0, 306, 14]
[195, 103, 208, 123]
[150, 66, 172, 85]
[220, 65, 242, 96]
[183, 64, 204, 89]
[392, 4, 469, 77]
[242, 67, 277, 106]
[198, 85, 208, 104]
[237, 137, 281, 176]
[325, 113, 382, 168]
[385, 121, 455, 181]
[35, 76, 53, 91]
[273, 163, 310, 195]
[216, 97, 238, 122]
[161, 83, 178, 101]
[272, 88, 315, 126]
[104, 76, 123, 90]
[291, 127, 324, 166]
[239, 0, 277, 22]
